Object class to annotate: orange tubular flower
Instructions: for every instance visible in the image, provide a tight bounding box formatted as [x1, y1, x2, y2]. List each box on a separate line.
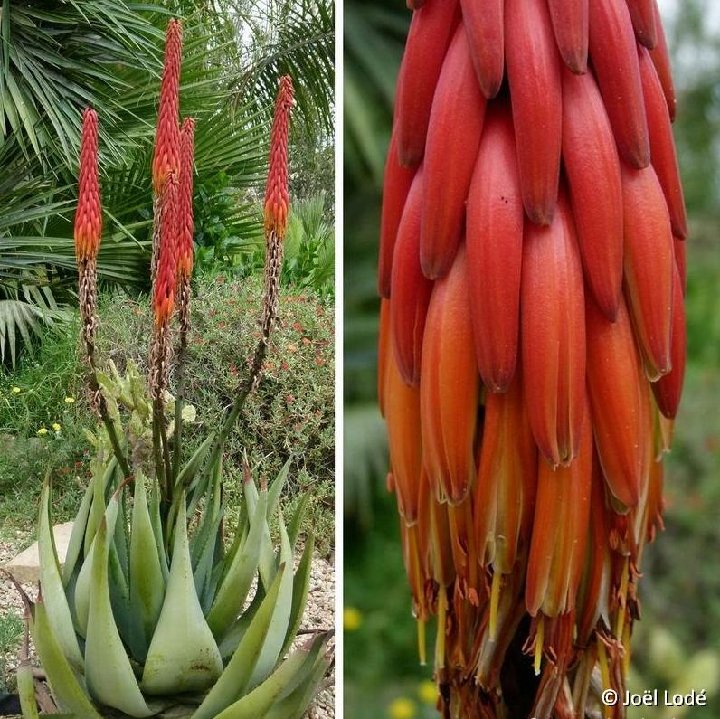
[379, 1, 688, 716]
[420, 246, 477, 505]
[154, 174, 179, 327]
[74, 108, 101, 263]
[152, 19, 182, 194]
[474, 374, 536, 579]
[526, 411, 592, 620]
[177, 118, 196, 282]
[521, 194, 586, 468]
[263, 75, 294, 239]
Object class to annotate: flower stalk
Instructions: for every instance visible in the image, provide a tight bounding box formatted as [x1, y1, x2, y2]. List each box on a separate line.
[74, 107, 130, 478]
[173, 117, 196, 479]
[150, 171, 179, 495]
[203, 75, 295, 474]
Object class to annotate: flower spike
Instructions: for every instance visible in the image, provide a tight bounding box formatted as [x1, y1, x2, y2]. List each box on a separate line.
[74, 108, 101, 264]
[263, 75, 294, 239]
[379, 0, 687, 714]
[152, 19, 183, 194]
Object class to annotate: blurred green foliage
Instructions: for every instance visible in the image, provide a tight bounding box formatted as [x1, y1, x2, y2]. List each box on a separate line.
[344, 1, 720, 717]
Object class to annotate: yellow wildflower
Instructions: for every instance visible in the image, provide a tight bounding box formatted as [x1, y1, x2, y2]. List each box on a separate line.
[12, 386, 21, 394]
[52, 423, 62, 432]
[37, 427, 48, 436]
[343, 607, 362, 632]
[418, 680, 438, 706]
[388, 697, 415, 719]
[64, 396, 75, 404]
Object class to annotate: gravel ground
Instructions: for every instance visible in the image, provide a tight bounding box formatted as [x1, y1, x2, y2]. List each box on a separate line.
[0, 538, 335, 717]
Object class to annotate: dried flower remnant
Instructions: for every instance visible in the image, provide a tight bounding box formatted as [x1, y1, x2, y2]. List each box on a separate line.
[379, 0, 687, 716]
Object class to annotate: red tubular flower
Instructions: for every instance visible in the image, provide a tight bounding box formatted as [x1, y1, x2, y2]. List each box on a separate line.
[639, 46, 687, 238]
[649, 0, 676, 121]
[263, 75, 294, 238]
[546, 0, 589, 74]
[586, 296, 646, 508]
[505, 0, 563, 225]
[152, 19, 182, 194]
[467, 103, 523, 392]
[395, 0, 459, 167]
[153, 174, 179, 327]
[378, 124, 416, 298]
[459, 0, 503, 99]
[74, 108, 101, 263]
[420, 24, 486, 279]
[177, 118, 196, 281]
[621, 163, 674, 380]
[562, 67, 624, 321]
[589, 0, 650, 168]
[390, 171, 432, 387]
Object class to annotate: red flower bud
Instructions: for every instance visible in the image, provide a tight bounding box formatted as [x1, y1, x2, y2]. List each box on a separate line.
[74, 108, 101, 263]
[152, 19, 182, 194]
[177, 117, 195, 281]
[154, 173, 179, 326]
[263, 75, 294, 237]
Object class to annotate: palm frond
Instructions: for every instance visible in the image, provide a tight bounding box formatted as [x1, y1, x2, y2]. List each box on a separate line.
[227, 0, 335, 137]
[0, 287, 68, 367]
[0, 0, 162, 169]
[344, 3, 407, 185]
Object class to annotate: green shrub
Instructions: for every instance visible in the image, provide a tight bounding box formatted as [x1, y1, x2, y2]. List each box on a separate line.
[0, 272, 334, 551]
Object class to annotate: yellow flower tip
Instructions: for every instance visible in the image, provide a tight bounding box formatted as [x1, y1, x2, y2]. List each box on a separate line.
[37, 428, 48, 436]
[388, 697, 416, 719]
[52, 423, 62, 432]
[12, 387, 21, 394]
[343, 607, 362, 632]
[64, 396, 75, 403]
[418, 680, 438, 706]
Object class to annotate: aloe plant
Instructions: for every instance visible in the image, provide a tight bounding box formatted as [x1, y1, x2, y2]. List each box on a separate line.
[16, 18, 331, 719]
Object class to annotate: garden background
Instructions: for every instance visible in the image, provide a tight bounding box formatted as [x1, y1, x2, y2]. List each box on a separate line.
[344, 2, 720, 718]
[0, 0, 335, 698]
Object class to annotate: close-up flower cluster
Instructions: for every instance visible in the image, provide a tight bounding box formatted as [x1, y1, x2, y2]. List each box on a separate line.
[377, 0, 690, 716]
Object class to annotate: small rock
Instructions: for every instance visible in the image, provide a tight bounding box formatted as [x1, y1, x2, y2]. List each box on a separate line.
[3, 523, 75, 583]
